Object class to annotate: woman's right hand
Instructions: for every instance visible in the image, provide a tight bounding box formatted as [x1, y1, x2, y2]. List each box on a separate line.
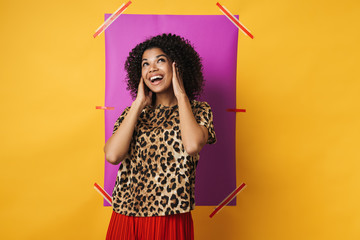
[134, 77, 152, 108]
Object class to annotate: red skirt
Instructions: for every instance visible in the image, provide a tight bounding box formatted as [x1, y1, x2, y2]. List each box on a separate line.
[106, 211, 194, 240]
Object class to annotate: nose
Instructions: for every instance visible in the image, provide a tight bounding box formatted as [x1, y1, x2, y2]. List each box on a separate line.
[149, 62, 158, 72]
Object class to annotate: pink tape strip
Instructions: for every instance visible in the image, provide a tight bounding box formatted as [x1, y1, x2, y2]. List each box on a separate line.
[96, 106, 115, 110]
[93, 1, 132, 38]
[216, 2, 254, 39]
[94, 182, 112, 205]
[209, 183, 246, 218]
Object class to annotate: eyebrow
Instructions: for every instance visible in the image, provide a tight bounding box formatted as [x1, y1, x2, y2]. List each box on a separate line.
[142, 54, 168, 62]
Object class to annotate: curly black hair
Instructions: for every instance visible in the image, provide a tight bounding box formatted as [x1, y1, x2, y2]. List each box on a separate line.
[124, 33, 204, 102]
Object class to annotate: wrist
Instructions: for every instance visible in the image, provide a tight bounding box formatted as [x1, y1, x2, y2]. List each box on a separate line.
[176, 94, 190, 106]
[131, 100, 146, 112]
[176, 92, 188, 101]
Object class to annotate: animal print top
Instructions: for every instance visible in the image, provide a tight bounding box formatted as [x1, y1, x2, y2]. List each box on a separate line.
[111, 100, 216, 216]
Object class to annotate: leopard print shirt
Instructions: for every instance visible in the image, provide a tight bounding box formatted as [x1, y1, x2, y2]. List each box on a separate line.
[111, 100, 216, 216]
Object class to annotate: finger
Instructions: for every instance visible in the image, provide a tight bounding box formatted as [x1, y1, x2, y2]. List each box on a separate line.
[172, 62, 177, 79]
[138, 77, 144, 91]
[175, 64, 184, 88]
[173, 62, 180, 79]
[176, 66, 180, 80]
[174, 62, 180, 85]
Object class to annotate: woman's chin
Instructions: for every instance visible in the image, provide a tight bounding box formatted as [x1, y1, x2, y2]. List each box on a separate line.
[148, 86, 163, 94]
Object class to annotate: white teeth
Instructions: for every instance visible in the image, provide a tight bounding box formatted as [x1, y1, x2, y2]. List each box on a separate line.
[150, 75, 163, 81]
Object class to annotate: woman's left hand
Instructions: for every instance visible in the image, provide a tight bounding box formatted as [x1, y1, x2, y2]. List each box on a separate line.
[172, 62, 186, 98]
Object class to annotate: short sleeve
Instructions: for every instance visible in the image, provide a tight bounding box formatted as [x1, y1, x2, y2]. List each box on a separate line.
[193, 101, 217, 144]
[112, 107, 130, 134]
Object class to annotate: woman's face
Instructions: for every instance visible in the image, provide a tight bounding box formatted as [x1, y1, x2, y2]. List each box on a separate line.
[141, 47, 173, 95]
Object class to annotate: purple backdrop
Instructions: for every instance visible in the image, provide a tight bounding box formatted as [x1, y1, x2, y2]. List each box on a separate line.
[104, 14, 238, 206]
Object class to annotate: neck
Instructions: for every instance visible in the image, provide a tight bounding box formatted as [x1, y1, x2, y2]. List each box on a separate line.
[154, 92, 178, 107]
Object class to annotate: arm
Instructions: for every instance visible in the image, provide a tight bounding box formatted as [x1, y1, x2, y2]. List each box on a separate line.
[172, 62, 209, 155]
[177, 95, 209, 155]
[104, 101, 144, 165]
[104, 78, 152, 165]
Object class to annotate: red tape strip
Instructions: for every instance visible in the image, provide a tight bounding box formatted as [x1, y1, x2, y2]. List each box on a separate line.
[94, 182, 112, 204]
[226, 108, 246, 112]
[96, 106, 115, 110]
[209, 183, 246, 218]
[93, 1, 132, 38]
[216, 2, 254, 39]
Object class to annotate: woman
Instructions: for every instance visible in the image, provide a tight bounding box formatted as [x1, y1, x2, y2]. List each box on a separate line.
[104, 33, 216, 240]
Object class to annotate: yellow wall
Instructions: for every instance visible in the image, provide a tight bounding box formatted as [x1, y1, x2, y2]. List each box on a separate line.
[1, 0, 359, 239]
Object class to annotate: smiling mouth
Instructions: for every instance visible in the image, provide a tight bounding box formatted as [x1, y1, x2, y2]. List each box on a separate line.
[150, 75, 163, 83]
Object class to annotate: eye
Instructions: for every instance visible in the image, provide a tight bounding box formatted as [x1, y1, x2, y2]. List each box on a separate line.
[158, 58, 166, 63]
[142, 62, 149, 67]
